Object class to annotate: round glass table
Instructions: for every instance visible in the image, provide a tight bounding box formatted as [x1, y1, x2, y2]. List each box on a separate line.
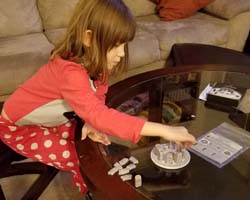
[75, 64, 250, 200]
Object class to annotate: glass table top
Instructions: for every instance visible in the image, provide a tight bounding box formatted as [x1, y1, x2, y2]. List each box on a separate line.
[103, 69, 250, 200]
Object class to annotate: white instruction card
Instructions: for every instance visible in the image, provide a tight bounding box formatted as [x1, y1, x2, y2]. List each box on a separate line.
[189, 122, 250, 168]
[191, 132, 242, 164]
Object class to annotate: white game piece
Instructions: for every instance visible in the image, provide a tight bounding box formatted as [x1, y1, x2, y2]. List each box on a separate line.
[118, 168, 130, 175]
[113, 162, 123, 170]
[107, 167, 119, 176]
[163, 152, 174, 165]
[126, 163, 136, 170]
[120, 174, 132, 181]
[129, 156, 139, 164]
[119, 158, 129, 166]
[174, 151, 184, 163]
[134, 175, 142, 188]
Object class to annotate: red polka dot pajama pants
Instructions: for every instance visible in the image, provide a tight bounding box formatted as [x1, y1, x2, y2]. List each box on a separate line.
[0, 115, 87, 194]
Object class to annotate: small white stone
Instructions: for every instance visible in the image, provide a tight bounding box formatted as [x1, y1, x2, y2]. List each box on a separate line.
[108, 167, 119, 176]
[113, 162, 123, 170]
[118, 168, 130, 176]
[126, 164, 136, 170]
[129, 156, 139, 164]
[119, 158, 129, 166]
[134, 174, 142, 188]
[120, 174, 132, 181]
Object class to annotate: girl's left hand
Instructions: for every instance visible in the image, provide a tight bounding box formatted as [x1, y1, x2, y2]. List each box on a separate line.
[81, 123, 111, 145]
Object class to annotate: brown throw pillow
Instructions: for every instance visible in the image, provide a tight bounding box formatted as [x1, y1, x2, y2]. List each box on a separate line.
[156, 0, 214, 21]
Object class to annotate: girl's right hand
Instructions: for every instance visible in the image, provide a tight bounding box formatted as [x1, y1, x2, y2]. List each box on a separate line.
[140, 121, 196, 148]
[161, 126, 196, 148]
[81, 123, 111, 145]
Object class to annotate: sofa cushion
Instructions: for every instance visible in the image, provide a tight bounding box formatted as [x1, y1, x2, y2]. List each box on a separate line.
[0, 0, 43, 37]
[204, 0, 250, 19]
[45, 28, 67, 45]
[37, 0, 79, 30]
[138, 12, 229, 59]
[0, 33, 54, 95]
[124, 0, 156, 17]
[156, 0, 214, 21]
[128, 28, 160, 69]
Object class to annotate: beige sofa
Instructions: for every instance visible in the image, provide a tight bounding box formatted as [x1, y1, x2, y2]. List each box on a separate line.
[0, 0, 250, 100]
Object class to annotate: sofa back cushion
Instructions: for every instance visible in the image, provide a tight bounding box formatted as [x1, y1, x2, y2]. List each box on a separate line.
[0, 0, 43, 37]
[37, 0, 79, 30]
[204, 0, 250, 19]
[156, 0, 214, 21]
[124, 0, 156, 17]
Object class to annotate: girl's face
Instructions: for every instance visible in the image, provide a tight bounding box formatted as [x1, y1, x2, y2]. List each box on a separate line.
[106, 43, 125, 71]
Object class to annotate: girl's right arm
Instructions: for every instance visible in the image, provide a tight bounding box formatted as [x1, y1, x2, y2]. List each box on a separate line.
[140, 121, 196, 147]
[61, 65, 195, 145]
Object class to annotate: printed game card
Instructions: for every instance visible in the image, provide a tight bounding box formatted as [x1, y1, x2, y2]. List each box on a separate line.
[191, 132, 243, 165]
[189, 122, 250, 168]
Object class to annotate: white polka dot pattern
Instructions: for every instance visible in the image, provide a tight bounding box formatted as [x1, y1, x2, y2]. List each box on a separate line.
[62, 131, 69, 139]
[59, 139, 67, 145]
[54, 162, 61, 166]
[16, 136, 24, 141]
[31, 143, 38, 150]
[67, 162, 74, 167]
[65, 122, 72, 127]
[0, 119, 87, 193]
[62, 150, 70, 158]
[47, 163, 54, 166]
[4, 134, 11, 139]
[8, 126, 17, 131]
[44, 140, 53, 148]
[43, 130, 50, 135]
[34, 154, 42, 160]
[16, 144, 24, 150]
[49, 154, 57, 160]
[30, 132, 37, 137]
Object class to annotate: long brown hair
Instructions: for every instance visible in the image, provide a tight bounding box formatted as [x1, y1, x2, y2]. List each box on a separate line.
[51, 0, 136, 82]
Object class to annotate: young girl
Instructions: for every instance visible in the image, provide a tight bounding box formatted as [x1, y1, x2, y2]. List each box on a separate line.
[0, 0, 195, 195]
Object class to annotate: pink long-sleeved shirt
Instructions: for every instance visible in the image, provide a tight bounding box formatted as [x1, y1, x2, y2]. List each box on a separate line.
[4, 56, 145, 143]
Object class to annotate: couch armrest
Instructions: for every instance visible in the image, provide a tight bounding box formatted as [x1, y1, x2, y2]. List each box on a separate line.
[204, 0, 250, 19]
